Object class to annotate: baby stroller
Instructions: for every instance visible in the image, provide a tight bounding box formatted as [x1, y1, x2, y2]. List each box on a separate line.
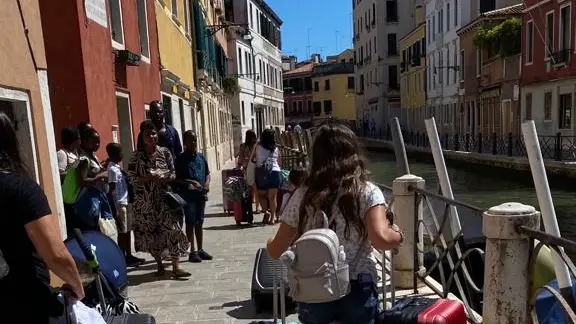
[64, 229, 155, 323]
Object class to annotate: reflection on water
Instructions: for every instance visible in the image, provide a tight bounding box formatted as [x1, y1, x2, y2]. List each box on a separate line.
[368, 152, 576, 242]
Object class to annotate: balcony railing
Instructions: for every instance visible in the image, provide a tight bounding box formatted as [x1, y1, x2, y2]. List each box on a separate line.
[551, 49, 571, 65]
[479, 54, 520, 88]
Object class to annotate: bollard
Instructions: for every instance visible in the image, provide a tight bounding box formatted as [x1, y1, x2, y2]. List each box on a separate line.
[482, 202, 540, 324]
[392, 174, 426, 289]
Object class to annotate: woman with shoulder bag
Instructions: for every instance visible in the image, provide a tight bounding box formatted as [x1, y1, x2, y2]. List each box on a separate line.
[237, 130, 262, 213]
[128, 120, 190, 278]
[255, 128, 282, 224]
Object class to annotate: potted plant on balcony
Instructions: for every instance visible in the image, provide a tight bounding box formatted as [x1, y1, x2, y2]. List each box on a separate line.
[222, 74, 239, 96]
[474, 17, 521, 57]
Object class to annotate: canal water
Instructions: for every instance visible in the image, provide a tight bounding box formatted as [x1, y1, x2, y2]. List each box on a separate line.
[367, 151, 576, 244]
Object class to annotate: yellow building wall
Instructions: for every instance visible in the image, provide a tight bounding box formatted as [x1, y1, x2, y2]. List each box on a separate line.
[155, 2, 194, 87]
[400, 24, 426, 111]
[312, 73, 356, 121]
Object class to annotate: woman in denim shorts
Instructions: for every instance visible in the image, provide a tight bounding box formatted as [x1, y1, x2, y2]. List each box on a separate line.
[255, 128, 282, 224]
[265, 122, 404, 324]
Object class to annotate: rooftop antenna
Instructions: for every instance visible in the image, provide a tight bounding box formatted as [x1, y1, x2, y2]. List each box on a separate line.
[306, 28, 312, 58]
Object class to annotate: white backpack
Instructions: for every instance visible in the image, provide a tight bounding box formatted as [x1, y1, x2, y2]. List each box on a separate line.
[280, 210, 362, 303]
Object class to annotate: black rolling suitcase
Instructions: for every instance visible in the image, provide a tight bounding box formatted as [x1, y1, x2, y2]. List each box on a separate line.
[251, 248, 293, 313]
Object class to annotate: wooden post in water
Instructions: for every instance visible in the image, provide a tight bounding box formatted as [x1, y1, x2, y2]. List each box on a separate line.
[482, 202, 540, 324]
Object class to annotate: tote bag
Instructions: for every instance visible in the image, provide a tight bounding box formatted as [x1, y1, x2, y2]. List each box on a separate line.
[62, 159, 88, 204]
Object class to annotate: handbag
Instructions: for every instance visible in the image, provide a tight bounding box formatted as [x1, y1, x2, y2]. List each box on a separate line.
[245, 145, 256, 186]
[62, 159, 88, 204]
[98, 217, 118, 243]
[255, 150, 274, 186]
[165, 191, 187, 211]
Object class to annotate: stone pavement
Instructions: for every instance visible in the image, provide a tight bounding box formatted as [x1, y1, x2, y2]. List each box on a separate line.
[128, 162, 301, 323]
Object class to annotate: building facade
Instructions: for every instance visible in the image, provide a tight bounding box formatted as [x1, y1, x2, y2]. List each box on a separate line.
[425, 0, 470, 135]
[40, 0, 161, 160]
[458, 4, 522, 137]
[283, 61, 315, 129]
[400, 5, 427, 132]
[311, 50, 356, 126]
[521, 0, 576, 137]
[156, 0, 200, 148]
[1, 0, 64, 232]
[192, 0, 234, 171]
[226, 0, 284, 150]
[353, 0, 417, 137]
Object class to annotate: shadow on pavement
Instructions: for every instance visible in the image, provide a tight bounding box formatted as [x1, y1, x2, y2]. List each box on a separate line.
[128, 270, 190, 286]
[204, 223, 268, 231]
[223, 300, 297, 320]
[205, 212, 231, 218]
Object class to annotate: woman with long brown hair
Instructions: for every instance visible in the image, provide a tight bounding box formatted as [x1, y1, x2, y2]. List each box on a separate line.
[266, 122, 403, 324]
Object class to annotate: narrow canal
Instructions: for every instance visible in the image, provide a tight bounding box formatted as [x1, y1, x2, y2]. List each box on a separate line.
[367, 151, 576, 243]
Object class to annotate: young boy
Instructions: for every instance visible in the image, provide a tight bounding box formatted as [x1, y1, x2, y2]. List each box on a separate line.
[106, 143, 144, 267]
[175, 131, 213, 263]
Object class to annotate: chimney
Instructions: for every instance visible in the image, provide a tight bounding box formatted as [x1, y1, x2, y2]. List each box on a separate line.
[311, 53, 321, 63]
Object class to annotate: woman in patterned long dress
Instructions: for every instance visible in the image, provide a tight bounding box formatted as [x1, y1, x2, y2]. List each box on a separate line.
[128, 120, 190, 278]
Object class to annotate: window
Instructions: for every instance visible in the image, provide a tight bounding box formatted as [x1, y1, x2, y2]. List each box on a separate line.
[136, 0, 150, 59]
[438, 9, 443, 33]
[560, 6, 571, 51]
[314, 81, 319, 92]
[559, 93, 572, 129]
[476, 47, 482, 76]
[313, 102, 321, 116]
[544, 91, 552, 121]
[427, 20, 431, 41]
[446, 46, 450, 84]
[387, 34, 397, 56]
[325, 79, 331, 90]
[479, 0, 495, 14]
[162, 94, 173, 125]
[323, 100, 333, 115]
[372, 3, 376, 24]
[109, 0, 124, 47]
[454, 0, 458, 26]
[183, 0, 189, 33]
[238, 48, 243, 73]
[386, 0, 398, 22]
[432, 16, 436, 41]
[459, 50, 464, 80]
[446, 3, 450, 30]
[545, 12, 554, 59]
[525, 92, 532, 120]
[171, 0, 178, 17]
[374, 36, 377, 53]
[307, 100, 312, 113]
[178, 98, 185, 134]
[298, 101, 303, 113]
[453, 42, 458, 83]
[526, 21, 534, 64]
[388, 65, 398, 89]
[249, 3, 253, 28]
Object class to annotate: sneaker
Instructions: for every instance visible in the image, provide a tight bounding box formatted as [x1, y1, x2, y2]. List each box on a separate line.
[125, 255, 145, 267]
[198, 250, 213, 261]
[188, 251, 202, 263]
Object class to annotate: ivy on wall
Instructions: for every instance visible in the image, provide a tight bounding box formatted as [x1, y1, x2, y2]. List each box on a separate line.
[474, 17, 521, 57]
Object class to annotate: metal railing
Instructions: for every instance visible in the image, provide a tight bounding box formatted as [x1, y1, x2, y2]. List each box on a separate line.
[518, 226, 576, 323]
[410, 186, 485, 323]
[368, 129, 576, 162]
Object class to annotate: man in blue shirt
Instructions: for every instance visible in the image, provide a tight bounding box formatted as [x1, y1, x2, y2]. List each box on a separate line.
[175, 131, 212, 263]
[150, 100, 182, 158]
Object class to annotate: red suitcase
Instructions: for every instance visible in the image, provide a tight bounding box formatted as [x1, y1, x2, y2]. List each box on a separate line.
[377, 297, 466, 324]
[222, 168, 244, 215]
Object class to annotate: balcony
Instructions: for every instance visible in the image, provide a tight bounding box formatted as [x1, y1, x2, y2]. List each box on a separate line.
[551, 49, 571, 66]
[411, 56, 421, 67]
[479, 54, 520, 88]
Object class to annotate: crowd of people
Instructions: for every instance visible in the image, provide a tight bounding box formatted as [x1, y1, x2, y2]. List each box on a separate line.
[0, 98, 404, 323]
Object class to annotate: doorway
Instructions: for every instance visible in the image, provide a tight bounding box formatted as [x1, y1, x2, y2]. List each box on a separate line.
[0, 98, 38, 180]
[115, 93, 134, 159]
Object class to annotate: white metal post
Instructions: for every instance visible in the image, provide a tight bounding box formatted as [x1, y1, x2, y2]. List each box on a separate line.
[521, 121, 572, 290]
[424, 117, 462, 240]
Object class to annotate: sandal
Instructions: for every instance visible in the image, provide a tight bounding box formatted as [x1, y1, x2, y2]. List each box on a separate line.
[262, 211, 271, 224]
[171, 270, 192, 278]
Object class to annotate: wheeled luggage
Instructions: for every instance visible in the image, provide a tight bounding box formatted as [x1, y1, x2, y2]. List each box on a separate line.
[103, 313, 156, 324]
[233, 191, 254, 225]
[251, 248, 293, 313]
[222, 168, 244, 215]
[377, 296, 466, 324]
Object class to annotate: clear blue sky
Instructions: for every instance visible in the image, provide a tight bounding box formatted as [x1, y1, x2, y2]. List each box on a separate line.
[266, 0, 353, 62]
